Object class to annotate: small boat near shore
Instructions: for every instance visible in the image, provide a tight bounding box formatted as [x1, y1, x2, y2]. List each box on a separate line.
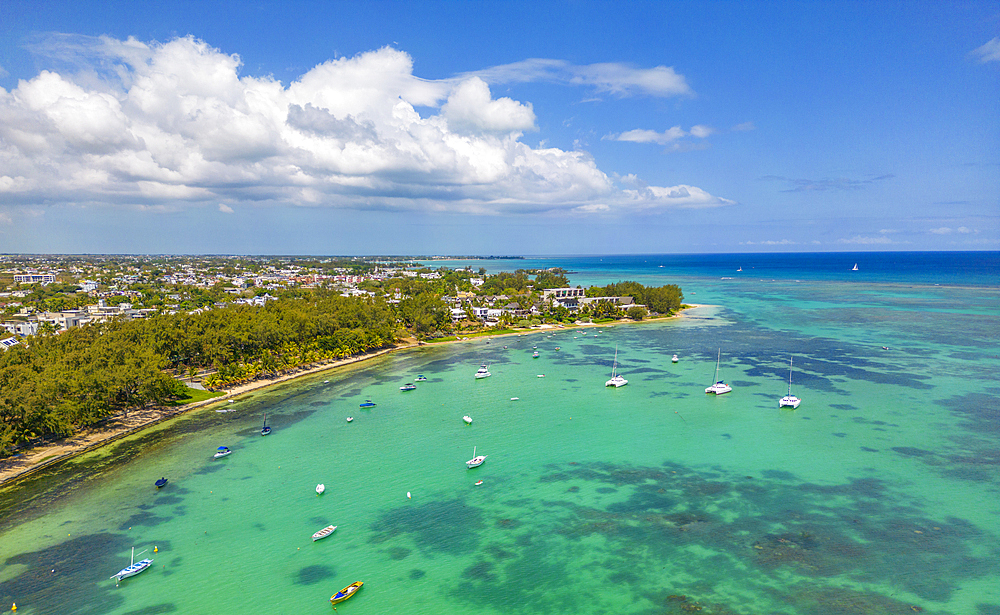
[261, 413, 271, 436]
[154, 477, 168, 489]
[330, 581, 363, 604]
[316, 483, 325, 495]
[475, 364, 491, 379]
[672, 354, 679, 363]
[213, 446, 231, 459]
[312, 525, 337, 541]
[463, 415, 473, 424]
[400, 383, 416, 391]
[415, 375, 427, 381]
[359, 399, 376, 408]
[346, 416, 354, 422]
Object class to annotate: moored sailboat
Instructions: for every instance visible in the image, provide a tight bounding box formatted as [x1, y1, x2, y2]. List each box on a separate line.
[605, 345, 628, 387]
[705, 349, 732, 395]
[779, 357, 801, 408]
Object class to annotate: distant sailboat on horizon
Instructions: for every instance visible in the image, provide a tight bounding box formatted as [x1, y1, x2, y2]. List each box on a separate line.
[852, 263, 858, 271]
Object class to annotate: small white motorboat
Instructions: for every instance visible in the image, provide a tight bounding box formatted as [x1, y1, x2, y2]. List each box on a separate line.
[532, 351, 539, 358]
[672, 354, 679, 363]
[474, 364, 491, 379]
[463, 416, 473, 424]
[213, 446, 231, 459]
[510, 397, 519, 401]
[467, 446, 487, 468]
[415, 375, 427, 381]
[316, 483, 325, 495]
[346, 416, 354, 422]
[400, 383, 416, 391]
[312, 525, 337, 541]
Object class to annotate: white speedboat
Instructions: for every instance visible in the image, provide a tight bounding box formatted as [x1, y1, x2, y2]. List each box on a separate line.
[312, 525, 337, 541]
[605, 345, 628, 387]
[705, 349, 732, 395]
[672, 354, 679, 363]
[474, 364, 491, 379]
[213, 446, 231, 459]
[467, 446, 487, 468]
[415, 375, 428, 382]
[316, 483, 326, 495]
[779, 357, 801, 409]
[463, 415, 473, 424]
[111, 548, 152, 583]
[400, 383, 416, 391]
[346, 416, 354, 422]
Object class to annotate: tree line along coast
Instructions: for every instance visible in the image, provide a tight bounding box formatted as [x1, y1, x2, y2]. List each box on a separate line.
[0, 256, 684, 458]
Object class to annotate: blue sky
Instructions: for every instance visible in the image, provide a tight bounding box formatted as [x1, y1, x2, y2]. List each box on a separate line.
[1, 0, 997, 254]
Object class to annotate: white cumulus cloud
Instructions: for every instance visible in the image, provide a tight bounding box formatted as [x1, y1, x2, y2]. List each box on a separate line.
[0, 35, 730, 216]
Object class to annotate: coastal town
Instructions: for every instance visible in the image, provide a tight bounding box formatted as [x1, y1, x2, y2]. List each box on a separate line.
[1, 254, 671, 348]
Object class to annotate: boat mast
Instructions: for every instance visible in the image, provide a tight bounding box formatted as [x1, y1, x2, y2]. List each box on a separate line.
[714, 349, 721, 384]
[612, 345, 618, 378]
[787, 357, 793, 396]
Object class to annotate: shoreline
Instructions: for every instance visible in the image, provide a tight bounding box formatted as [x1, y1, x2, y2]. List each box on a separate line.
[0, 306, 703, 488]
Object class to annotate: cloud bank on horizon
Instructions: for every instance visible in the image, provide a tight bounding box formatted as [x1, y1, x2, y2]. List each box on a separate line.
[0, 35, 733, 217]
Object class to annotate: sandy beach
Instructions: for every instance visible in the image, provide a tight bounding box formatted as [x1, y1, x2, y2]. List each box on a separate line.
[0, 307, 701, 487]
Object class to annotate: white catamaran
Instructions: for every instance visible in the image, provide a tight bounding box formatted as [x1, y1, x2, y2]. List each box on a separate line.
[705, 349, 732, 395]
[779, 357, 801, 408]
[605, 345, 628, 387]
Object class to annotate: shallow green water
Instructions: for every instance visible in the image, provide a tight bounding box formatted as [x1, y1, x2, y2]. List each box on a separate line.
[2, 270, 998, 615]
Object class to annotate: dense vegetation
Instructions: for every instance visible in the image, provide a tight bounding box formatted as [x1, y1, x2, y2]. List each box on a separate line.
[0, 292, 399, 455]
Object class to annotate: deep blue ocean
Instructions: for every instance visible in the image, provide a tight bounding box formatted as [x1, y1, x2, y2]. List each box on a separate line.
[1, 251, 997, 615]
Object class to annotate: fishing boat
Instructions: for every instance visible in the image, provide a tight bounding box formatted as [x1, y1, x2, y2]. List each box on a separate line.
[779, 357, 801, 409]
[359, 399, 376, 408]
[400, 383, 416, 391]
[213, 446, 231, 459]
[605, 345, 628, 387]
[312, 525, 337, 541]
[705, 349, 732, 395]
[672, 354, 679, 363]
[111, 547, 152, 583]
[474, 364, 491, 379]
[154, 477, 168, 489]
[415, 375, 427, 382]
[467, 446, 487, 468]
[316, 483, 326, 495]
[261, 413, 271, 436]
[330, 581, 363, 604]
[463, 415, 473, 424]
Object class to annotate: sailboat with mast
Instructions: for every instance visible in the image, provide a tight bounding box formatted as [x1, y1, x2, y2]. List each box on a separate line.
[111, 547, 153, 584]
[779, 357, 801, 408]
[605, 345, 628, 387]
[260, 413, 271, 436]
[705, 349, 732, 395]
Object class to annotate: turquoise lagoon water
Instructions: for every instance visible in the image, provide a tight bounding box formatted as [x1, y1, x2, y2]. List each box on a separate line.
[1, 252, 999, 615]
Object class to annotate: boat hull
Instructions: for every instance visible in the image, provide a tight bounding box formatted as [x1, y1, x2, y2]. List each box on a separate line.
[112, 559, 153, 581]
[312, 525, 337, 541]
[467, 456, 487, 468]
[779, 396, 801, 409]
[705, 383, 732, 394]
[331, 581, 363, 603]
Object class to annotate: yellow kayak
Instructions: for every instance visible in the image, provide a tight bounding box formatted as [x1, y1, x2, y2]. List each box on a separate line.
[330, 581, 363, 604]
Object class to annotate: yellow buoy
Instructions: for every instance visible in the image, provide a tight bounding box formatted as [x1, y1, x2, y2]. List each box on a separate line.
[153, 546, 158, 553]
[12, 603, 17, 611]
